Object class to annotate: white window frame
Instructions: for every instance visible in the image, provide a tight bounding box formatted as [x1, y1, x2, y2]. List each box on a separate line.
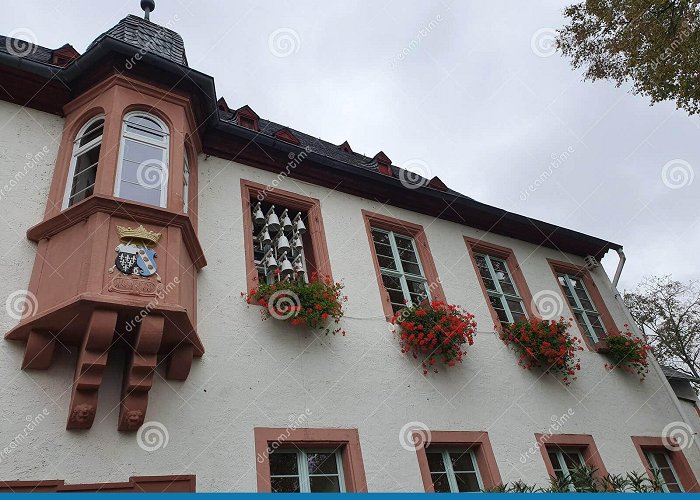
[372, 228, 430, 311]
[646, 450, 684, 492]
[427, 448, 484, 493]
[269, 448, 346, 493]
[549, 448, 585, 492]
[183, 151, 190, 214]
[557, 273, 604, 343]
[114, 111, 169, 208]
[62, 115, 105, 209]
[475, 253, 527, 324]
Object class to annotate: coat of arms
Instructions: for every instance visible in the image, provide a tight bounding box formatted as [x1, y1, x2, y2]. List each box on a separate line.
[109, 225, 161, 282]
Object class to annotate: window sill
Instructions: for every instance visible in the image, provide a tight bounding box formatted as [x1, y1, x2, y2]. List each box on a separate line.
[592, 339, 609, 353]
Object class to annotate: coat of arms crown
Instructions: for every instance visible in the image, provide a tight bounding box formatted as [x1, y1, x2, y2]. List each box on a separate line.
[116, 225, 161, 246]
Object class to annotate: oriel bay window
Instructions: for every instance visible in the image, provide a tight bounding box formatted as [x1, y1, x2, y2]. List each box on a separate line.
[63, 115, 104, 208]
[115, 112, 169, 208]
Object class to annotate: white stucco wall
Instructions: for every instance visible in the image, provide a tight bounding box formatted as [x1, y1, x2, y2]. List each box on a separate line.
[0, 106, 698, 491]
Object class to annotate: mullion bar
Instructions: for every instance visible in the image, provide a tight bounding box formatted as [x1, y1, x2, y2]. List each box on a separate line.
[563, 275, 599, 343]
[442, 450, 459, 493]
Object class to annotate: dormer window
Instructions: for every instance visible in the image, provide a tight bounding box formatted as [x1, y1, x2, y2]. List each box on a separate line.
[63, 116, 104, 208]
[115, 112, 169, 208]
[240, 117, 255, 129]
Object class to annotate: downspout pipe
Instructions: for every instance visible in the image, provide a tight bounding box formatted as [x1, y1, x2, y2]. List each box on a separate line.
[609, 248, 700, 454]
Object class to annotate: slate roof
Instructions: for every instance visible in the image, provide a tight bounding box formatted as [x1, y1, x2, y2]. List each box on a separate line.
[661, 365, 700, 383]
[0, 35, 60, 65]
[218, 109, 465, 196]
[87, 14, 188, 67]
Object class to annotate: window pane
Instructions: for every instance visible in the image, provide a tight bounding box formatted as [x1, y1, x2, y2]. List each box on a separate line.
[548, 452, 563, 473]
[119, 181, 161, 206]
[588, 314, 606, 336]
[307, 453, 338, 475]
[431, 473, 451, 493]
[120, 159, 165, 185]
[269, 452, 298, 475]
[491, 258, 516, 295]
[382, 273, 407, 308]
[562, 450, 584, 470]
[475, 255, 495, 290]
[122, 140, 164, 165]
[489, 295, 510, 323]
[270, 476, 300, 493]
[426, 452, 446, 472]
[78, 120, 104, 147]
[309, 475, 341, 492]
[406, 279, 428, 303]
[69, 146, 100, 205]
[505, 298, 527, 321]
[125, 115, 167, 141]
[455, 472, 481, 492]
[450, 451, 477, 472]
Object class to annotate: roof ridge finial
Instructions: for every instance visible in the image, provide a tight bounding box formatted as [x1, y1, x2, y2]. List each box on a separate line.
[140, 0, 155, 20]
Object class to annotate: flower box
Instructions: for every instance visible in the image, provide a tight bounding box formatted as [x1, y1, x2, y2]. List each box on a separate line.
[601, 328, 652, 380]
[243, 273, 347, 335]
[392, 300, 477, 374]
[499, 317, 583, 385]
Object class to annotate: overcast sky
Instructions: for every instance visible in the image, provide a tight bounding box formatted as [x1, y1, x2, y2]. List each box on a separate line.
[3, 0, 699, 291]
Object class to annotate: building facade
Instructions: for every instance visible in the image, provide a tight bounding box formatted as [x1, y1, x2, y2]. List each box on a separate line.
[0, 6, 699, 493]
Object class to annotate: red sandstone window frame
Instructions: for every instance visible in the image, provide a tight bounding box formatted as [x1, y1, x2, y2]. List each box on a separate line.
[241, 179, 332, 293]
[547, 259, 618, 351]
[464, 236, 537, 327]
[0, 475, 196, 492]
[536, 433, 608, 482]
[362, 210, 447, 321]
[631, 436, 700, 492]
[253, 427, 368, 492]
[414, 430, 502, 491]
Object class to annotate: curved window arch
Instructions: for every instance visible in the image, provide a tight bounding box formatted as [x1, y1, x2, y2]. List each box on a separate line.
[115, 111, 170, 208]
[63, 115, 104, 208]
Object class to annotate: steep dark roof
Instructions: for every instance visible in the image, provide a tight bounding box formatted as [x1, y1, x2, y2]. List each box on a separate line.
[0, 35, 62, 65]
[661, 365, 700, 383]
[218, 108, 465, 197]
[87, 15, 187, 67]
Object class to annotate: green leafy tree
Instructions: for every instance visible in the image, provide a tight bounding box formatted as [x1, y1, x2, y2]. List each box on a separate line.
[557, 0, 700, 114]
[624, 276, 700, 380]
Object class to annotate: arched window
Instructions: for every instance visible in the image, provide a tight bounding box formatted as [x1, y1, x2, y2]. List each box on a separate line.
[63, 116, 104, 208]
[115, 112, 169, 208]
